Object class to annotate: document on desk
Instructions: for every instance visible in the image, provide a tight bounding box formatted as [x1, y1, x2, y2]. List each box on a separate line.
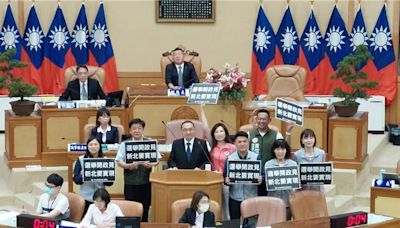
[367, 213, 394, 224]
[0, 210, 19, 227]
[60, 220, 96, 227]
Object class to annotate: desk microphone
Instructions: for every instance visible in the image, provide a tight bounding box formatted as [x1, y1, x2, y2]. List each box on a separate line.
[197, 140, 213, 169]
[161, 120, 178, 141]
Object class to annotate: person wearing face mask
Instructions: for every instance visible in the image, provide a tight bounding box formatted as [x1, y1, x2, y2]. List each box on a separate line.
[73, 137, 114, 216]
[35, 173, 70, 220]
[80, 188, 123, 228]
[179, 191, 215, 228]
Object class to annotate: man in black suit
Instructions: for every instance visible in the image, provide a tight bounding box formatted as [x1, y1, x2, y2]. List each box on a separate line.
[59, 64, 108, 101]
[165, 47, 199, 89]
[167, 120, 210, 169]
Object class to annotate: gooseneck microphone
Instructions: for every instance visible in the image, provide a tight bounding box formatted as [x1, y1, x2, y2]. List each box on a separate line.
[161, 120, 178, 141]
[197, 140, 213, 168]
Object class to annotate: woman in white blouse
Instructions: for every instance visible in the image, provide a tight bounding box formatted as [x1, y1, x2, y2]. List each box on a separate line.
[81, 188, 123, 228]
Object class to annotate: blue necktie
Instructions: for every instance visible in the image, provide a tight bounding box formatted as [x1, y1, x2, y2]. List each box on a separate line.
[186, 142, 191, 161]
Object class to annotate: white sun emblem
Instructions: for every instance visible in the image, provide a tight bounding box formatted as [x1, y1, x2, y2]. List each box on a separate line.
[253, 26, 271, 53]
[280, 27, 297, 53]
[325, 26, 346, 52]
[369, 26, 392, 52]
[350, 26, 368, 51]
[0, 25, 20, 50]
[72, 24, 88, 50]
[24, 26, 44, 51]
[90, 23, 109, 49]
[49, 26, 69, 50]
[304, 26, 321, 53]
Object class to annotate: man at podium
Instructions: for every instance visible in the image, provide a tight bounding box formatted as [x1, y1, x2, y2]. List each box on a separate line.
[165, 47, 199, 89]
[168, 120, 210, 169]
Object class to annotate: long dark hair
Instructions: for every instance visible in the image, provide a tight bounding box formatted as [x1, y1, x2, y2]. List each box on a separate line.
[210, 123, 231, 147]
[85, 136, 104, 158]
[96, 107, 112, 127]
[190, 191, 209, 210]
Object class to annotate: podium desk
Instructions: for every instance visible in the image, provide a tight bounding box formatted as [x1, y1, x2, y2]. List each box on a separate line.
[371, 187, 400, 218]
[150, 170, 223, 223]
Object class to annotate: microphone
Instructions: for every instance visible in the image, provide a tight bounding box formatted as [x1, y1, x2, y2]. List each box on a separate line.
[124, 87, 131, 108]
[161, 120, 178, 142]
[61, 137, 78, 141]
[182, 77, 198, 88]
[197, 140, 213, 169]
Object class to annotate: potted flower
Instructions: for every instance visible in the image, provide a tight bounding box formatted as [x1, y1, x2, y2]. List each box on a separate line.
[0, 49, 37, 116]
[330, 45, 378, 117]
[205, 63, 250, 103]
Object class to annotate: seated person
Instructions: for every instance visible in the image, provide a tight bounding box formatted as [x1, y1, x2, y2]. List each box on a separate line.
[80, 188, 123, 228]
[36, 173, 70, 220]
[165, 47, 199, 89]
[167, 120, 210, 169]
[90, 107, 119, 144]
[179, 191, 215, 228]
[59, 64, 108, 101]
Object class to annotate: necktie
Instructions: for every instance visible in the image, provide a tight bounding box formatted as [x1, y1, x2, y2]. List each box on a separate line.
[178, 66, 183, 87]
[81, 82, 88, 100]
[186, 142, 191, 161]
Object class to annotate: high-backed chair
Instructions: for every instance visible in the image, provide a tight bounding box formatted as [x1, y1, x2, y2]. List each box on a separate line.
[289, 190, 328, 220]
[170, 198, 221, 223]
[165, 119, 206, 144]
[64, 65, 106, 88]
[64, 192, 85, 223]
[83, 123, 125, 143]
[265, 65, 307, 101]
[240, 196, 286, 226]
[111, 200, 143, 217]
[160, 46, 202, 79]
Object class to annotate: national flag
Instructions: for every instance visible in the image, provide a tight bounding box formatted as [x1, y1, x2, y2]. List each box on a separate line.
[349, 6, 369, 70]
[43, 4, 74, 94]
[21, 4, 45, 93]
[276, 6, 299, 65]
[71, 3, 89, 65]
[368, 4, 397, 105]
[88, 2, 119, 93]
[251, 5, 275, 96]
[299, 7, 325, 94]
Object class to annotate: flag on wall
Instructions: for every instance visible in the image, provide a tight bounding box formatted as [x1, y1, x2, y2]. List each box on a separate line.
[368, 4, 397, 104]
[88, 2, 119, 93]
[71, 3, 89, 65]
[251, 5, 275, 96]
[276, 6, 299, 65]
[299, 7, 325, 94]
[21, 4, 45, 93]
[350, 6, 369, 70]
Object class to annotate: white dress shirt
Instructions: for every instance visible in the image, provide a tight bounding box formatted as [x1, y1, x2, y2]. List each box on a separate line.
[97, 125, 112, 143]
[195, 211, 204, 227]
[81, 203, 123, 226]
[184, 137, 195, 152]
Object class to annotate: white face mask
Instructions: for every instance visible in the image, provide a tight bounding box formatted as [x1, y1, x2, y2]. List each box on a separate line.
[198, 203, 210, 213]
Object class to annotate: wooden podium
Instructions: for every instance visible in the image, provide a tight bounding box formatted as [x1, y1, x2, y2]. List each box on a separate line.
[150, 170, 223, 223]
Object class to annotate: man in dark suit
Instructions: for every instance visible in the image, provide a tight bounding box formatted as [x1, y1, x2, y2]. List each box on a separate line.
[59, 64, 108, 101]
[168, 120, 210, 169]
[165, 47, 199, 89]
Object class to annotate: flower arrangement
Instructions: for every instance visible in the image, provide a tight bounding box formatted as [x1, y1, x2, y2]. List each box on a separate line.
[204, 64, 249, 103]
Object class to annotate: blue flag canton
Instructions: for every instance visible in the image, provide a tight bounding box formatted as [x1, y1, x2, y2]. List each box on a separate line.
[253, 6, 275, 71]
[277, 7, 299, 65]
[300, 10, 324, 71]
[369, 5, 395, 70]
[350, 9, 369, 52]
[89, 4, 114, 66]
[22, 6, 45, 69]
[324, 6, 349, 70]
[44, 6, 71, 68]
[71, 4, 89, 65]
[0, 5, 23, 59]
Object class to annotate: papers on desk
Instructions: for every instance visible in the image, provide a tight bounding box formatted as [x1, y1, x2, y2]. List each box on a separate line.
[367, 213, 394, 224]
[0, 210, 19, 227]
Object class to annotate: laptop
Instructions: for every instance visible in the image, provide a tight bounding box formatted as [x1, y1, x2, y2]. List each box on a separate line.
[115, 216, 141, 228]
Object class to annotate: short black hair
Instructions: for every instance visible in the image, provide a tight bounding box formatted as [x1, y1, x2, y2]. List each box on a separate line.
[85, 136, 104, 158]
[300, 128, 317, 148]
[129, 118, 145, 128]
[76, 64, 88, 72]
[256, 109, 270, 117]
[93, 188, 111, 207]
[96, 107, 111, 127]
[234, 131, 248, 141]
[271, 139, 291, 159]
[181, 120, 195, 129]
[47, 173, 63, 187]
[172, 47, 184, 53]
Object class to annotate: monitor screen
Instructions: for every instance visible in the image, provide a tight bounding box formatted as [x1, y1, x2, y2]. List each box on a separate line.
[382, 172, 400, 184]
[115, 216, 141, 228]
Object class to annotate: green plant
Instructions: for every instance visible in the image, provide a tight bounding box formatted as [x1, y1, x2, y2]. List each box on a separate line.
[330, 45, 378, 105]
[0, 49, 36, 100]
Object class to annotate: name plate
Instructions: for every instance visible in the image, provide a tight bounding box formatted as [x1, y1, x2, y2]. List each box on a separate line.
[168, 88, 189, 96]
[58, 100, 106, 109]
[68, 143, 87, 152]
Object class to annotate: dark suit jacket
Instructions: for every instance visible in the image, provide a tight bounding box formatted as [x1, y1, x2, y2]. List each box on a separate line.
[165, 61, 199, 88]
[167, 138, 210, 169]
[179, 208, 215, 227]
[59, 78, 107, 101]
[90, 125, 119, 144]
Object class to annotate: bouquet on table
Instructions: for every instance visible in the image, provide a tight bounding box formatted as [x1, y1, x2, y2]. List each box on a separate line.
[204, 64, 250, 103]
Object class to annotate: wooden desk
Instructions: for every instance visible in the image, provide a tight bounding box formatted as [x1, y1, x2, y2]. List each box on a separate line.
[371, 187, 400, 218]
[241, 102, 329, 152]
